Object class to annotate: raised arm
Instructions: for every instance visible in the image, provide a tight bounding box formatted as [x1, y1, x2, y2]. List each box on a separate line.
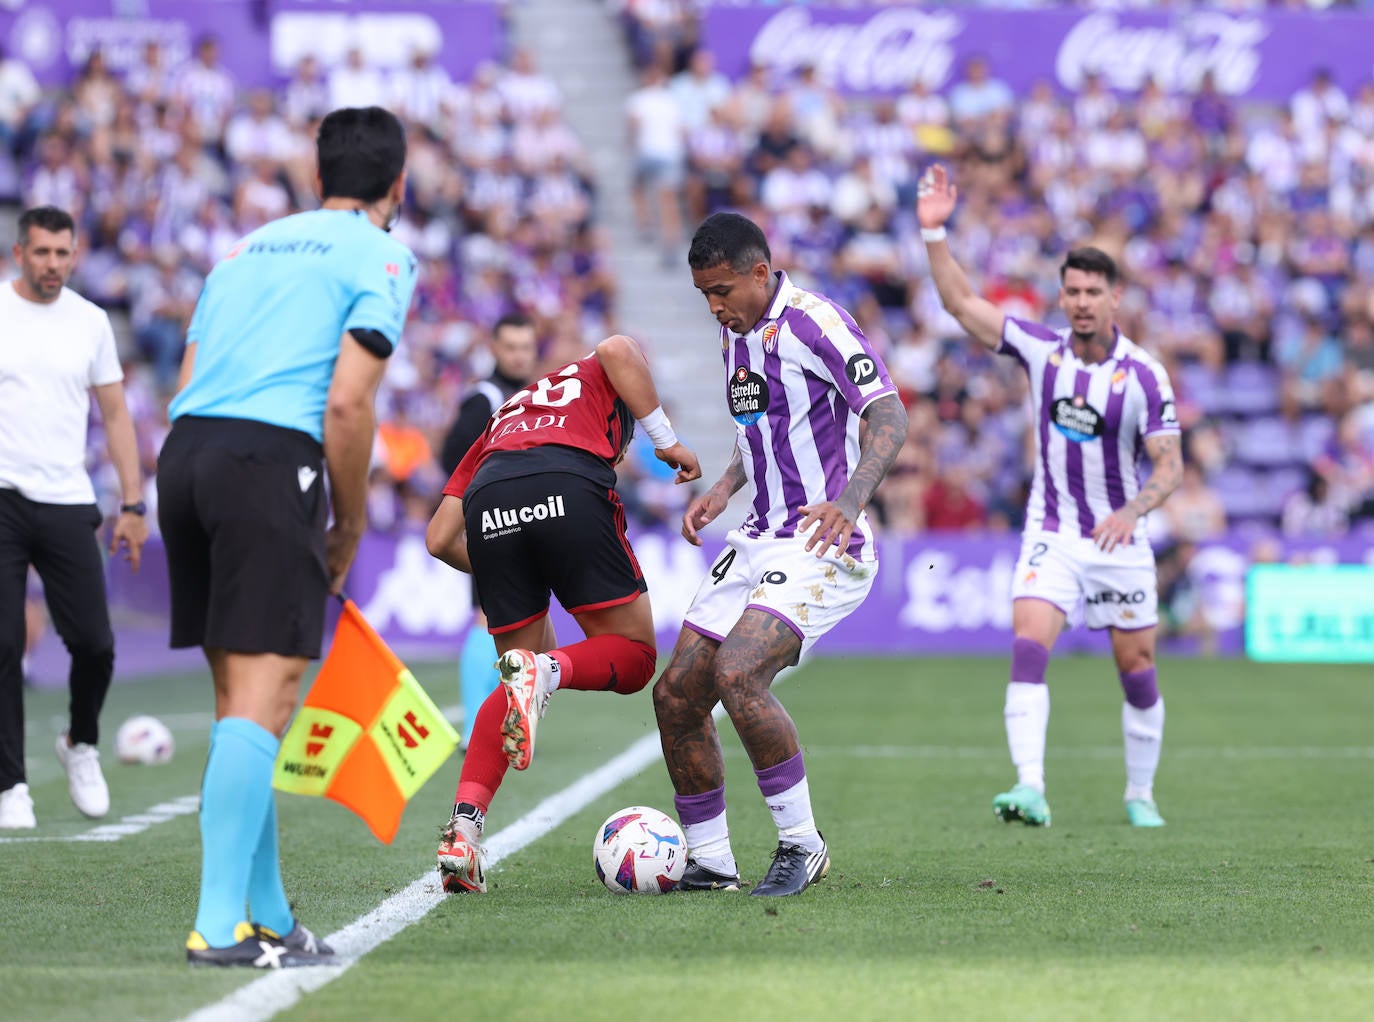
[916, 164, 1006, 351]
[1091, 432, 1184, 553]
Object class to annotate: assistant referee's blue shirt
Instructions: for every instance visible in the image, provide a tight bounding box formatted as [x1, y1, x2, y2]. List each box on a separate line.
[170, 208, 419, 442]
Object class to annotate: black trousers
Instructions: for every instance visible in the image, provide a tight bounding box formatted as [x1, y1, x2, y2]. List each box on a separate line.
[0, 489, 115, 790]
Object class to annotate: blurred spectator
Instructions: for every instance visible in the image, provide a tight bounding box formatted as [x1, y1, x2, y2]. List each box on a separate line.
[948, 55, 1013, 127]
[389, 46, 453, 129]
[282, 56, 330, 127]
[124, 40, 174, 106]
[328, 47, 387, 109]
[922, 465, 987, 531]
[128, 246, 200, 393]
[225, 90, 293, 167]
[1282, 470, 1349, 537]
[173, 36, 235, 143]
[1156, 541, 1214, 655]
[626, 62, 685, 264]
[670, 48, 730, 133]
[1, 44, 41, 152]
[1161, 462, 1228, 543]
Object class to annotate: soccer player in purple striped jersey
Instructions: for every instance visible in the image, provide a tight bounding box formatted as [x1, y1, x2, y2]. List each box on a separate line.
[653, 213, 908, 895]
[918, 164, 1183, 829]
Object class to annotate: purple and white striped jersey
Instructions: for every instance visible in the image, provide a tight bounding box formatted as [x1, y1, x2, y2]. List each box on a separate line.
[720, 271, 897, 558]
[999, 317, 1179, 542]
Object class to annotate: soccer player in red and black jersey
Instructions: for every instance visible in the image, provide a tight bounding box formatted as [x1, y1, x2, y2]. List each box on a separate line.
[426, 333, 700, 893]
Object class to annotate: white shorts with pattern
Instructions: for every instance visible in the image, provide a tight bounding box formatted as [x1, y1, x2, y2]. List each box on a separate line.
[1010, 531, 1158, 631]
[684, 528, 878, 658]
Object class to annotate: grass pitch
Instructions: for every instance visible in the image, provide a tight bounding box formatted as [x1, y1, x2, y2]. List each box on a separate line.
[2, 654, 1371, 1021]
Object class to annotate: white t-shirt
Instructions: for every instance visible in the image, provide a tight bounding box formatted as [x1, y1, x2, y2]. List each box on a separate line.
[0, 283, 123, 504]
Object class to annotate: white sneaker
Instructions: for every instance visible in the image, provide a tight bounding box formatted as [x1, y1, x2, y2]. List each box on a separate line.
[55, 733, 110, 818]
[0, 782, 36, 829]
[496, 649, 552, 771]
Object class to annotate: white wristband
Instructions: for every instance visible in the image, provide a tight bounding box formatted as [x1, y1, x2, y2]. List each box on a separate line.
[637, 406, 678, 450]
[921, 226, 947, 243]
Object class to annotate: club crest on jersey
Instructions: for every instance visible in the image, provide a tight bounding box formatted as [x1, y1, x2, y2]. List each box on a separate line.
[729, 365, 768, 426]
[762, 323, 779, 353]
[1111, 369, 1128, 394]
[1051, 395, 1105, 443]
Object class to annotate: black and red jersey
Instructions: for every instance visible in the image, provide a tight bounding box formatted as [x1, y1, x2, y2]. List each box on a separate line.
[443, 353, 633, 499]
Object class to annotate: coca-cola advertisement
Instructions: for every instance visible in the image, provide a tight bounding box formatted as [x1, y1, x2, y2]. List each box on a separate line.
[701, 4, 1373, 99]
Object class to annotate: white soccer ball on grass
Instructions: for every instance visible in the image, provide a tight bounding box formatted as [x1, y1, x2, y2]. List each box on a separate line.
[115, 715, 175, 766]
[593, 805, 687, 894]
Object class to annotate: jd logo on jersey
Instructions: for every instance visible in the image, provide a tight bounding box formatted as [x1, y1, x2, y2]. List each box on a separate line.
[1051, 396, 1105, 443]
[846, 353, 878, 386]
[730, 366, 768, 426]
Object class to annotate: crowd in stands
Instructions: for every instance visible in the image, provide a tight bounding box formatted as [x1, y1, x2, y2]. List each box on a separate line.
[613, 2, 1374, 545]
[0, 33, 613, 535]
[6, 3, 1374, 547]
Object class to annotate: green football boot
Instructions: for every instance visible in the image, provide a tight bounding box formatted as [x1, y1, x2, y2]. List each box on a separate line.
[1125, 798, 1165, 828]
[992, 783, 1052, 827]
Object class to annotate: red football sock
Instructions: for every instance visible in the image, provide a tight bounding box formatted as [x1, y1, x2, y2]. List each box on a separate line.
[549, 635, 656, 694]
[453, 685, 510, 812]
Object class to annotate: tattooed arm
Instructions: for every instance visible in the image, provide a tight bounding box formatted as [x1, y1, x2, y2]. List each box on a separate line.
[1091, 432, 1184, 553]
[681, 440, 748, 547]
[799, 392, 909, 558]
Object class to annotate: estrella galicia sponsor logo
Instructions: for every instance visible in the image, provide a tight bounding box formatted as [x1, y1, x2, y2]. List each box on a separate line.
[479, 495, 566, 537]
[846, 352, 878, 386]
[1085, 589, 1146, 606]
[729, 365, 768, 426]
[1051, 396, 1105, 442]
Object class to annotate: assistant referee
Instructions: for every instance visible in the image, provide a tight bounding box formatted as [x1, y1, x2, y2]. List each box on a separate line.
[158, 107, 418, 969]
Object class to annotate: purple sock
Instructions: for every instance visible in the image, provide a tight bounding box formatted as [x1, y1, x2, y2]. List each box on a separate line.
[1011, 637, 1050, 685]
[674, 785, 726, 826]
[754, 750, 806, 797]
[1120, 667, 1160, 709]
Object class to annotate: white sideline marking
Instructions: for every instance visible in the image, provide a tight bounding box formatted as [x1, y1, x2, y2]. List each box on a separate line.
[8, 707, 465, 844]
[179, 730, 666, 1022]
[0, 794, 200, 844]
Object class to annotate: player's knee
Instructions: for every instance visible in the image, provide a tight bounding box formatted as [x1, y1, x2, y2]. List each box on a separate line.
[66, 638, 114, 669]
[615, 638, 657, 695]
[652, 667, 702, 726]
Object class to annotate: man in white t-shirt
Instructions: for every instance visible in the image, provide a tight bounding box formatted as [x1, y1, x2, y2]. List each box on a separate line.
[0, 206, 149, 830]
[626, 63, 685, 265]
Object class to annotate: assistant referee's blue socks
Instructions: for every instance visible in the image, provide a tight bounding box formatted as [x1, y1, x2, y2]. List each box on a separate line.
[194, 717, 279, 947]
[248, 792, 295, 937]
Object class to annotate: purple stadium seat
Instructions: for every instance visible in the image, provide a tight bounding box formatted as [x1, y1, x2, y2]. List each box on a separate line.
[1229, 416, 1306, 468]
[1216, 362, 1280, 416]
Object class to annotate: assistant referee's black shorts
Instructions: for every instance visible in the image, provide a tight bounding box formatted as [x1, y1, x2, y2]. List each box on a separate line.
[158, 416, 329, 657]
[464, 471, 646, 634]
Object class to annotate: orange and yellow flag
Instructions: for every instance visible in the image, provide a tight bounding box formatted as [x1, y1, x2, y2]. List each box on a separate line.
[273, 600, 459, 844]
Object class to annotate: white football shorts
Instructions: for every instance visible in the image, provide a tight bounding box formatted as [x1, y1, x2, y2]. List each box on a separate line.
[684, 528, 878, 658]
[1010, 530, 1158, 631]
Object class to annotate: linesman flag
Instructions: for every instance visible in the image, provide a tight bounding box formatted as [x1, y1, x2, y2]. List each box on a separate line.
[273, 599, 459, 843]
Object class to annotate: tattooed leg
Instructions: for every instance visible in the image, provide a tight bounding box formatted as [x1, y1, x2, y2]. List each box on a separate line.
[653, 627, 725, 794]
[714, 609, 803, 772]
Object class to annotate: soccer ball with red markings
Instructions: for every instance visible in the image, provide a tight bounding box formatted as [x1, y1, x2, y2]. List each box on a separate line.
[593, 805, 686, 894]
[115, 715, 174, 766]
